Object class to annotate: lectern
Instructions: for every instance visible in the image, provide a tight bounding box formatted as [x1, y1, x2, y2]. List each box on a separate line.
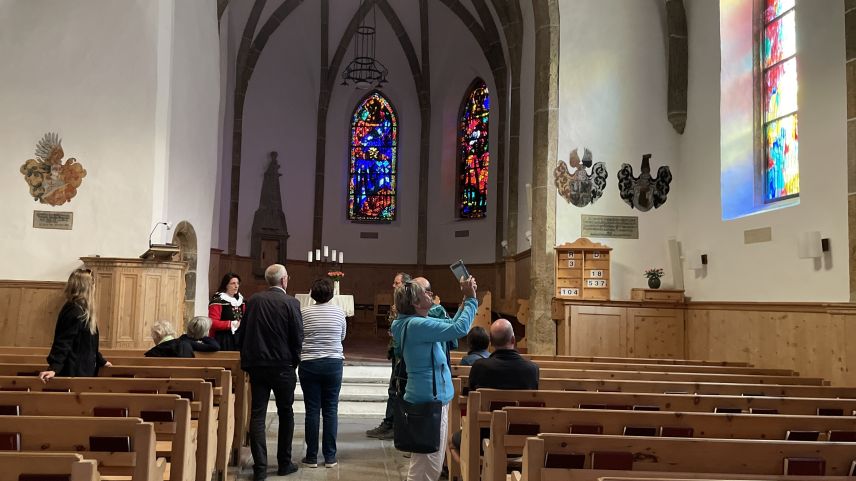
[81, 256, 186, 349]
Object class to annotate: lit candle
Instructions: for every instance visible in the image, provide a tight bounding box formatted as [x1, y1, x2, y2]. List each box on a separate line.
[315, 249, 321, 260]
[332, 249, 337, 261]
[338, 251, 344, 264]
[308, 251, 313, 263]
[324, 245, 329, 257]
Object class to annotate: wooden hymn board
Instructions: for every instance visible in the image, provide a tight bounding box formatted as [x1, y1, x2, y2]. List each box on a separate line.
[555, 238, 612, 301]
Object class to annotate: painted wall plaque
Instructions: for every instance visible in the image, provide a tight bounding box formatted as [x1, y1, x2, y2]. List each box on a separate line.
[617, 153, 672, 211]
[581, 214, 639, 239]
[19, 132, 86, 206]
[33, 211, 73, 230]
[554, 148, 608, 207]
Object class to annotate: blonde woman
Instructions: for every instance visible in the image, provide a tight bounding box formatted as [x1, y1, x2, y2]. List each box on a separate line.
[39, 268, 111, 382]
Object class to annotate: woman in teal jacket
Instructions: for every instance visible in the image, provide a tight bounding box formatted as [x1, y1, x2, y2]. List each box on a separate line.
[390, 275, 477, 481]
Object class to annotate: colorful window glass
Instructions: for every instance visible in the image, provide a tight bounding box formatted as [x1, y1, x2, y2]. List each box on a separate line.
[761, 0, 798, 202]
[348, 91, 397, 221]
[458, 80, 490, 219]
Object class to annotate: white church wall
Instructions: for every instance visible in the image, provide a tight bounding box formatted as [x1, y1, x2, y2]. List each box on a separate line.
[166, 0, 221, 312]
[0, 1, 159, 280]
[235, 2, 320, 260]
[555, 0, 681, 300]
[679, 0, 848, 301]
[425, 0, 498, 265]
[518, 0, 536, 255]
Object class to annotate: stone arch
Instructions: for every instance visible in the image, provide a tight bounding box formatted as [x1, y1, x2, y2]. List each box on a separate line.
[171, 220, 198, 327]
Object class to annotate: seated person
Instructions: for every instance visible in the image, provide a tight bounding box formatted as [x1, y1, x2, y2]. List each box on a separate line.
[460, 326, 489, 366]
[179, 316, 221, 352]
[452, 318, 539, 450]
[145, 320, 194, 358]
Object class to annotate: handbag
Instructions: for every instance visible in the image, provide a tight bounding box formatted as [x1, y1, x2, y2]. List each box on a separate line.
[393, 320, 443, 454]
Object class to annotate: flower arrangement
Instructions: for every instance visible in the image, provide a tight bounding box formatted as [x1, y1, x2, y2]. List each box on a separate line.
[643, 268, 664, 280]
[327, 271, 345, 282]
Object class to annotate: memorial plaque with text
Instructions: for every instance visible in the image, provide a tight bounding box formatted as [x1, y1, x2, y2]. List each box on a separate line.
[581, 214, 639, 239]
[33, 211, 73, 230]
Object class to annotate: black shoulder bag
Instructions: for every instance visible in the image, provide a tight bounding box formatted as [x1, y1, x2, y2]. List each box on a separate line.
[393, 320, 443, 453]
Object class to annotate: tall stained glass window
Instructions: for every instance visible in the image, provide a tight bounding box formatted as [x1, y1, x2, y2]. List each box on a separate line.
[348, 91, 397, 221]
[458, 80, 490, 219]
[762, 0, 798, 202]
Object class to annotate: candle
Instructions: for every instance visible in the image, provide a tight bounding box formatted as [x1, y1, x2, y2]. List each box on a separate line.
[338, 251, 344, 264]
[315, 249, 321, 260]
[332, 249, 337, 261]
[308, 251, 313, 263]
[324, 245, 329, 257]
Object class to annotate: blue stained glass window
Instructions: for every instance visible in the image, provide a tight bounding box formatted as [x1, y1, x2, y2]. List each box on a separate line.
[458, 80, 490, 219]
[348, 91, 397, 221]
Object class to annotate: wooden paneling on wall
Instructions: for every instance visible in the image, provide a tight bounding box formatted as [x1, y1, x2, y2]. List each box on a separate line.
[0, 281, 66, 347]
[553, 299, 856, 386]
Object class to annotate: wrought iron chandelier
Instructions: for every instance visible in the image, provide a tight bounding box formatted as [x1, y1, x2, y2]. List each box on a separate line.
[341, 2, 388, 89]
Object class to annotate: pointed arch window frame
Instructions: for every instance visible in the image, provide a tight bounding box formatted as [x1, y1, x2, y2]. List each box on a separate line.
[347, 90, 399, 223]
[456, 78, 491, 220]
[754, 0, 799, 205]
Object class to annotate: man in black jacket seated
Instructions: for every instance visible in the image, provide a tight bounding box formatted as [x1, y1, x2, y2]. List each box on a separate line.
[452, 318, 539, 450]
[239, 264, 304, 480]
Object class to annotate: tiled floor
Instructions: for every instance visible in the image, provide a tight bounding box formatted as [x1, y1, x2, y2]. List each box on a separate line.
[232, 413, 411, 480]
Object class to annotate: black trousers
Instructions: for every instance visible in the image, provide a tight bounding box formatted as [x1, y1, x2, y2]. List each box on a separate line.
[246, 366, 297, 475]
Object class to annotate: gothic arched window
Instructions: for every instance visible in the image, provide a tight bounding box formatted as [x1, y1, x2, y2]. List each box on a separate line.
[761, 0, 798, 202]
[457, 79, 490, 219]
[348, 91, 398, 221]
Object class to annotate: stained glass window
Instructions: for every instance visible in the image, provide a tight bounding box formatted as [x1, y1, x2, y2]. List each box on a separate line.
[348, 91, 397, 221]
[458, 80, 490, 219]
[762, 0, 798, 202]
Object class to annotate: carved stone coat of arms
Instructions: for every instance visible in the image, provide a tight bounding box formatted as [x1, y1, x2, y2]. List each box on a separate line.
[616, 153, 672, 211]
[554, 148, 608, 208]
[19, 132, 86, 206]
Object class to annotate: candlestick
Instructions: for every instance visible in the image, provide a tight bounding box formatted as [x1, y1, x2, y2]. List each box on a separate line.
[332, 249, 337, 261]
[338, 251, 344, 264]
[308, 251, 313, 263]
[324, 245, 329, 257]
[315, 249, 321, 260]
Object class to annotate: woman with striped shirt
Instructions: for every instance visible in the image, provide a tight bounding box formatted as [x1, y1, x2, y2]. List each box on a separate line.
[298, 277, 347, 468]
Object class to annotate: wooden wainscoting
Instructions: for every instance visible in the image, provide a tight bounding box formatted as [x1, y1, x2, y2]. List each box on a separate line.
[553, 298, 856, 386]
[0, 280, 66, 347]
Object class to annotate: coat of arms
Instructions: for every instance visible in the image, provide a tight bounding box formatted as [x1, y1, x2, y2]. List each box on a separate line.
[617, 153, 672, 211]
[553, 148, 608, 208]
[19, 132, 86, 206]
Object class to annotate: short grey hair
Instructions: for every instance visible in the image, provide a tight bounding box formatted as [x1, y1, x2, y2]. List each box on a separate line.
[151, 319, 177, 344]
[393, 281, 426, 316]
[186, 316, 211, 340]
[265, 264, 287, 286]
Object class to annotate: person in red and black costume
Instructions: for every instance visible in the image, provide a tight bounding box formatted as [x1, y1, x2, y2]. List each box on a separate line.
[209, 272, 245, 351]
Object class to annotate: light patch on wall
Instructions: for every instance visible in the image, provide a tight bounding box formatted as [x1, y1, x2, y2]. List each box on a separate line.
[743, 226, 772, 244]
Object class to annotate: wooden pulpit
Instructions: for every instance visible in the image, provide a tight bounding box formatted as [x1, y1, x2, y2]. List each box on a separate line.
[81, 256, 186, 349]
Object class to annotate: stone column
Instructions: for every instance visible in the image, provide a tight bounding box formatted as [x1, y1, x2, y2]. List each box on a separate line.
[847, 0, 856, 300]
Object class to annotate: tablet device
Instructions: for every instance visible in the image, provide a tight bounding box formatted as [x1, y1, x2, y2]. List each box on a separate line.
[450, 259, 470, 281]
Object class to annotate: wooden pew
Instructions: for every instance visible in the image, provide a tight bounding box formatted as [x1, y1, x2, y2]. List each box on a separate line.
[0, 375, 215, 481]
[0, 366, 226, 481]
[0, 391, 193, 481]
[449, 352, 750, 367]
[482, 406, 856, 481]
[455, 376, 856, 399]
[518, 433, 856, 480]
[500, 360, 795, 377]
[0, 452, 100, 481]
[457, 389, 856, 481]
[596, 476, 853, 481]
[451, 365, 826, 385]
[0, 416, 165, 481]
[0, 351, 248, 461]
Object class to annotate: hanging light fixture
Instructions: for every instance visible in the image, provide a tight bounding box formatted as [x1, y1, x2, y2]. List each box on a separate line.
[341, 1, 388, 89]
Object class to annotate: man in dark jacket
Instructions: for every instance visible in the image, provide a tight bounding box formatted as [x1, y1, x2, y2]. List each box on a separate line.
[452, 318, 538, 451]
[239, 264, 304, 480]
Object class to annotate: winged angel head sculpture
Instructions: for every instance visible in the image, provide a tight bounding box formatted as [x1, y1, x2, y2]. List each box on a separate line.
[554, 148, 608, 208]
[616, 154, 672, 212]
[19, 132, 87, 206]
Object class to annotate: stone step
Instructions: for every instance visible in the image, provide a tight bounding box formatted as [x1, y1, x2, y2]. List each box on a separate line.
[266, 363, 391, 417]
[294, 382, 388, 402]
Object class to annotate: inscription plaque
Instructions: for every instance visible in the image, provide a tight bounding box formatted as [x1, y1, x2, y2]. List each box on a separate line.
[581, 214, 639, 239]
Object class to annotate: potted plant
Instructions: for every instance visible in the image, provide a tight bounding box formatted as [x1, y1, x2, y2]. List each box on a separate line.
[644, 268, 664, 289]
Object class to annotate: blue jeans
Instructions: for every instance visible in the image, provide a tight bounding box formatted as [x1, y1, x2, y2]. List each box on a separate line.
[298, 358, 344, 462]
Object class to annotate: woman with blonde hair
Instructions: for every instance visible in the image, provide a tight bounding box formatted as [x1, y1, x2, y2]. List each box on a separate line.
[39, 268, 111, 382]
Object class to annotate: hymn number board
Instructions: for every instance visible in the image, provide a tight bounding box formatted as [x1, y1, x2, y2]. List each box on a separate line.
[555, 238, 612, 301]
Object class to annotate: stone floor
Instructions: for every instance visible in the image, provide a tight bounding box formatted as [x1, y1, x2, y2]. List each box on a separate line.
[231, 413, 411, 480]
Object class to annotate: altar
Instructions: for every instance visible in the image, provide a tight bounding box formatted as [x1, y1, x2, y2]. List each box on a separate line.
[295, 293, 355, 317]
